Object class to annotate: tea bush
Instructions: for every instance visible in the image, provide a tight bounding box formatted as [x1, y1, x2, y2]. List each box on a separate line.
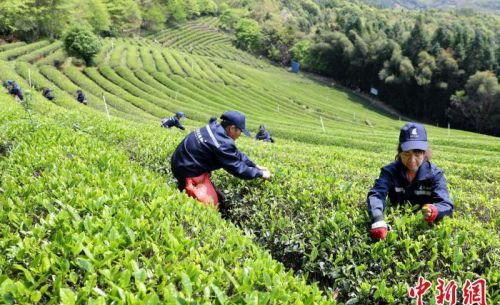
[0, 96, 331, 304]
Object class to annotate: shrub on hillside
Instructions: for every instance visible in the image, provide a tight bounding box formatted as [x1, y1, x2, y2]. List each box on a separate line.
[235, 18, 262, 53]
[63, 25, 102, 66]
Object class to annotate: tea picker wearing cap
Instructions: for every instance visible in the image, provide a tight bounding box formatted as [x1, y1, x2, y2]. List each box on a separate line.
[171, 111, 271, 208]
[367, 122, 454, 240]
[161, 111, 186, 130]
[5, 80, 23, 101]
[255, 124, 274, 143]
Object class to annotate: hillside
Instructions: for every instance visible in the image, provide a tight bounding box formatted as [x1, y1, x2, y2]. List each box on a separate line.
[362, 0, 500, 13]
[0, 17, 499, 304]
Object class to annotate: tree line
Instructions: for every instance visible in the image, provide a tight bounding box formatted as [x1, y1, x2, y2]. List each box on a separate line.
[225, 0, 500, 135]
[1, 0, 498, 135]
[0, 0, 219, 41]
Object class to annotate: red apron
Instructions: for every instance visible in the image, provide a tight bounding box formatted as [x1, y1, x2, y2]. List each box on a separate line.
[185, 173, 219, 207]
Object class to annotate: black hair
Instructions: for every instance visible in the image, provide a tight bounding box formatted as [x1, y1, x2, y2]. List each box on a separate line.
[395, 144, 431, 161]
[221, 120, 235, 129]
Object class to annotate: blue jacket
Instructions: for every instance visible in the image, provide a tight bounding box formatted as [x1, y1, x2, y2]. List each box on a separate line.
[171, 122, 262, 181]
[367, 160, 453, 222]
[9, 83, 23, 99]
[255, 130, 273, 142]
[77, 92, 86, 103]
[162, 116, 185, 130]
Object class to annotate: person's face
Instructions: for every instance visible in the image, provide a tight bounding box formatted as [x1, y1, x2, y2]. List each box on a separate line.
[400, 149, 425, 173]
[226, 125, 242, 140]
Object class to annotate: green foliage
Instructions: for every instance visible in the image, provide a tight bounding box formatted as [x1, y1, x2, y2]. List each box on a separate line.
[309, 32, 354, 78]
[0, 0, 71, 41]
[63, 25, 102, 65]
[212, 1, 499, 134]
[290, 40, 311, 64]
[0, 94, 332, 304]
[449, 71, 500, 134]
[79, 0, 111, 34]
[404, 16, 430, 63]
[141, 3, 166, 32]
[198, 0, 218, 15]
[219, 7, 240, 30]
[165, 0, 187, 23]
[415, 51, 436, 86]
[183, 0, 201, 18]
[464, 27, 496, 74]
[103, 0, 142, 36]
[235, 18, 262, 52]
[362, 0, 500, 14]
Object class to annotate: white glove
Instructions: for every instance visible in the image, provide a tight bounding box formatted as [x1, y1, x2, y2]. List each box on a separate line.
[371, 220, 391, 231]
[261, 169, 271, 179]
[371, 220, 388, 229]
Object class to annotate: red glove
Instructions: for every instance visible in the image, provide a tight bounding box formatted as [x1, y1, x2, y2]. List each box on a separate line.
[422, 204, 438, 223]
[370, 220, 388, 240]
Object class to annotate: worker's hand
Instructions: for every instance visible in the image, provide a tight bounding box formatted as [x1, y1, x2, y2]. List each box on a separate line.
[422, 204, 438, 223]
[261, 169, 271, 179]
[369, 220, 388, 240]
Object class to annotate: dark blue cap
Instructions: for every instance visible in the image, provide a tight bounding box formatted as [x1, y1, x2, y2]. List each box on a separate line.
[176, 111, 185, 117]
[220, 111, 250, 136]
[399, 122, 428, 151]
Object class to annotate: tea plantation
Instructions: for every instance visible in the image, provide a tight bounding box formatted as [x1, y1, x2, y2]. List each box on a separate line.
[0, 17, 498, 304]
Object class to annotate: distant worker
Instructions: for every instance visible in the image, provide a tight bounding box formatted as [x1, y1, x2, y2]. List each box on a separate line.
[2, 80, 12, 89]
[367, 123, 454, 240]
[255, 124, 274, 143]
[171, 111, 271, 207]
[42, 88, 54, 101]
[76, 89, 87, 105]
[161, 111, 186, 130]
[6, 80, 23, 101]
[208, 116, 217, 124]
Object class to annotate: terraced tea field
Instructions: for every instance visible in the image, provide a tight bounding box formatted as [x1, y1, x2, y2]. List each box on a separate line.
[0, 17, 498, 304]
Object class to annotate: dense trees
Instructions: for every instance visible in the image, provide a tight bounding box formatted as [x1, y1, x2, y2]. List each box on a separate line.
[0, 0, 220, 41]
[226, 1, 499, 135]
[235, 19, 262, 52]
[0, 0, 72, 41]
[448, 71, 500, 134]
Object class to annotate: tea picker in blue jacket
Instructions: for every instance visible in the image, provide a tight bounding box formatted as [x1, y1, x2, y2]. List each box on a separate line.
[255, 124, 274, 143]
[76, 90, 87, 105]
[171, 111, 271, 208]
[161, 111, 186, 130]
[367, 122, 454, 240]
[5, 80, 23, 101]
[42, 88, 54, 101]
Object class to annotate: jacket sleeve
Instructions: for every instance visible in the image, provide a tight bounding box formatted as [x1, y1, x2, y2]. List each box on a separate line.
[215, 143, 262, 179]
[240, 151, 256, 167]
[174, 118, 185, 130]
[176, 121, 185, 130]
[367, 168, 393, 222]
[430, 171, 454, 220]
